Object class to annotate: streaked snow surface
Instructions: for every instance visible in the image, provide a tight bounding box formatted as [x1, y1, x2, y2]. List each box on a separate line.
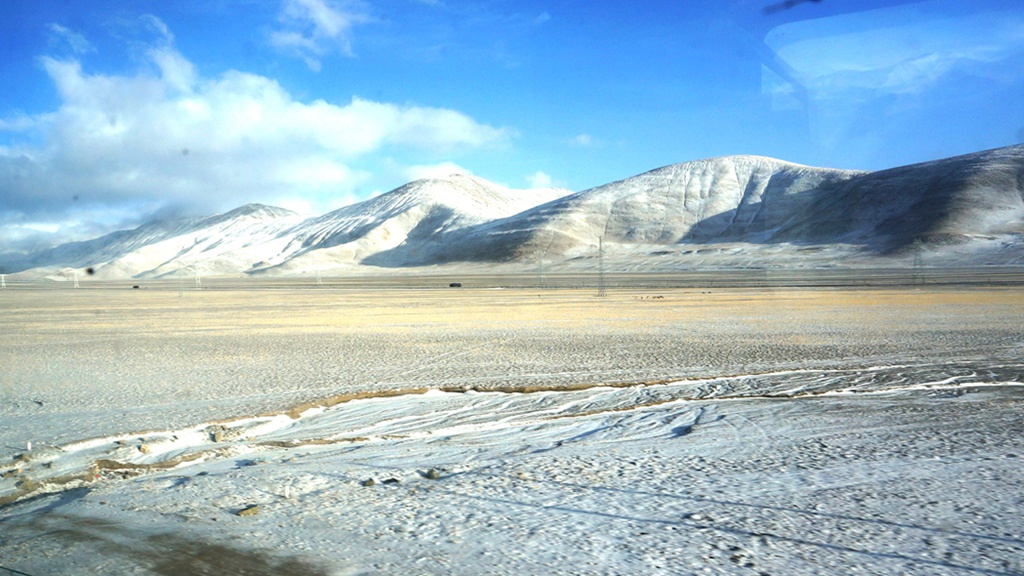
[2, 286, 1023, 575]
[2, 379, 1023, 575]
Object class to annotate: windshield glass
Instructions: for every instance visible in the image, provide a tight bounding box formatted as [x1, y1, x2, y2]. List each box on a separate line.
[1, 1, 1022, 575]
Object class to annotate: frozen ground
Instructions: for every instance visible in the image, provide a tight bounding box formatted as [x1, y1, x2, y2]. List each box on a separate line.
[1, 277, 1023, 574]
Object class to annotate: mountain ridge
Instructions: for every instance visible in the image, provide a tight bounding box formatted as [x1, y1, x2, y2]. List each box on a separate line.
[4, 146, 1023, 278]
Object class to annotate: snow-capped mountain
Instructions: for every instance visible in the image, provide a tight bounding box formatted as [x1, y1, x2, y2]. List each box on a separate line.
[250, 174, 570, 273]
[10, 204, 303, 280]
[771, 144, 1024, 250]
[2, 176, 572, 279]
[432, 145, 1024, 263]
[432, 155, 864, 263]
[3, 145, 1023, 279]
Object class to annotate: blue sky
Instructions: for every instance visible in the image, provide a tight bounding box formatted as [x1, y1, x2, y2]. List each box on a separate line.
[2, 0, 1024, 250]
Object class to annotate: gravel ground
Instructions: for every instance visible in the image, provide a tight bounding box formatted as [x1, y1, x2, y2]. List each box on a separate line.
[1, 278, 1022, 575]
[1, 281, 1022, 452]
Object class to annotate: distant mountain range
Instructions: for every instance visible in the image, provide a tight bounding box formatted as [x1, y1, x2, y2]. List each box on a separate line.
[4, 145, 1024, 279]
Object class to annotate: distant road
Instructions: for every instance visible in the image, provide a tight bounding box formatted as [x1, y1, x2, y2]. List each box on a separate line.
[6, 267, 1024, 291]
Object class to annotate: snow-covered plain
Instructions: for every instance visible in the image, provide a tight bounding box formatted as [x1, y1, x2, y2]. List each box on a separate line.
[1, 278, 1023, 575]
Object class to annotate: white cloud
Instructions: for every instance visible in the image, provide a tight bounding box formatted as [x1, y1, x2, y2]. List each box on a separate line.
[0, 32, 510, 246]
[270, 0, 370, 69]
[273, 197, 314, 217]
[0, 203, 156, 257]
[526, 170, 553, 188]
[48, 24, 95, 55]
[569, 133, 596, 147]
[0, 114, 36, 132]
[148, 47, 197, 93]
[138, 14, 175, 45]
[404, 161, 471, 181]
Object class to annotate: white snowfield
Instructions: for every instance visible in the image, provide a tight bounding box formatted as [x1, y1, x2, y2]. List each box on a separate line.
[1, 282, 1023, 575]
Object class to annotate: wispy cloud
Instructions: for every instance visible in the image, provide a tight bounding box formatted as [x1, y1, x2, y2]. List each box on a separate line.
[270, 0, 370, 70]
[403, 161, 471, 181]
[569, 133, 596, 147]
[0, 114, 37, 132]
[526, 170, 553, 188]
[138, 13, 175, 45]
[48, 24, 95, 55]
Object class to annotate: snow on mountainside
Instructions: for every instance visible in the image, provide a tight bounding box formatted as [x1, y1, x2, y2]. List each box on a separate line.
[427, 146, 1024, 264]
[249, 174, 570, 272]
[769, 144, 1024, 250]
[3, 146, 1024, 278]
[1, 176, 570, 279]
[7, 204, 303, 280]
[108, 204, 305, 279]
[434, 155, 863, 263]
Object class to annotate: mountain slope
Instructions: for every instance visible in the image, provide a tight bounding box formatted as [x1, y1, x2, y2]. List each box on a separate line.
[108, 204, 304, 279]
[426, 146, 1024, 263]
[429, 155, 863, 262]
[767, 145, 1024, 250]
[4, 145, 1023, 278]
[254, 174, 569, 272]
[9, 204, 302, 279]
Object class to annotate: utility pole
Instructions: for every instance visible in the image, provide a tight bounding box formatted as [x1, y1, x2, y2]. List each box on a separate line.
[316, 267, 323, 287]
[597, 237, 607, 298]
[912, 239, 924, 285]
[537, 255, 545, 289]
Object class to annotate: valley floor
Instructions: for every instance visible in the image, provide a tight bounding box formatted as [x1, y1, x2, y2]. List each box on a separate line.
[1, 276, 1022, 574]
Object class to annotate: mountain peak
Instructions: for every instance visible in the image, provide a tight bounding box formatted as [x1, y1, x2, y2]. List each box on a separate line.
[651, 154, 864, 177]
[424, 172, 480, 182]
[5, 145, 1023, 278]
[220, 203, 298, 219]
